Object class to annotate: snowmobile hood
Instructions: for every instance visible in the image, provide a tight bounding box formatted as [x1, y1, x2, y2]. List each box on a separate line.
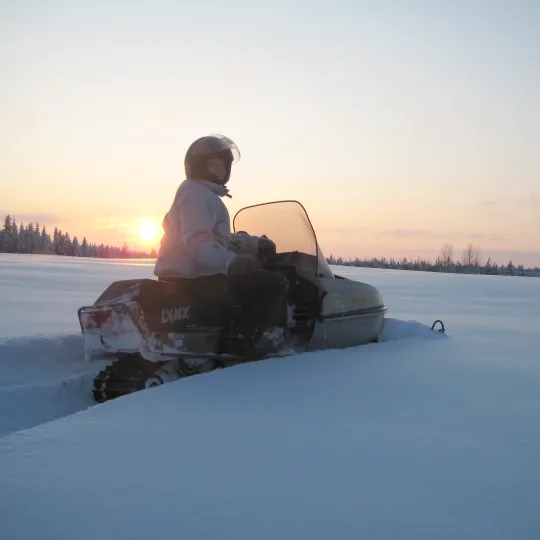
[188, 178, 231, 198]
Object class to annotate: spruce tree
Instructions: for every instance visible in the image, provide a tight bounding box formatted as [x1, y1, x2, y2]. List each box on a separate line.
[81, 237, 89, 257]
[0, 215, 11, 252]
[72, 236, 80, 256]
[17, 223, 26, 253]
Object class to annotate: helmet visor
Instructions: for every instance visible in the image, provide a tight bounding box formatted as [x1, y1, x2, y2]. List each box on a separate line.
[187, 134, 241, 164]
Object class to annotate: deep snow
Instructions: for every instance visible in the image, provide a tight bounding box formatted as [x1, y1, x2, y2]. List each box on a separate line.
[1, 254, 539, 539]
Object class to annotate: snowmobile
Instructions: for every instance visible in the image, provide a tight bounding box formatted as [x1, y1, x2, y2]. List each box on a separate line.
[78, 200, 388, 403]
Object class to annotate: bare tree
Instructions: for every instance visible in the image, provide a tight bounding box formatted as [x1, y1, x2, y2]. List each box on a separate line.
[463, 243, 473, 266]
[472, 246, 481, 267]
[463, 243, 481, 267]
[438, 243, 454, 270]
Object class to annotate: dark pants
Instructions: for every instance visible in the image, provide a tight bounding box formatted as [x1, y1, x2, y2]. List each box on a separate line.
[228, 269, 289, 342]
[159, 270, 289, 342]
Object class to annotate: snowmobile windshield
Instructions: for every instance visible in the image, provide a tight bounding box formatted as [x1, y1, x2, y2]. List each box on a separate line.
[233, 200, 334, 279]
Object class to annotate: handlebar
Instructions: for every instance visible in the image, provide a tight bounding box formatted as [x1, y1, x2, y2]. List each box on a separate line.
[261, 259, 296, 274]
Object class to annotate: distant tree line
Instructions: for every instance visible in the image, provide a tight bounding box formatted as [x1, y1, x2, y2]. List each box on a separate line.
[327, 242, 540, 278]
[0, 215, 156, 259]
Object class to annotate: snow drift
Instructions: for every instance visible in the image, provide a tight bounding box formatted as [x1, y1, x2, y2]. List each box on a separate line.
[2, 326, 539, 540]
[0, 334, 108, 437]
[0, 318, 439, 438]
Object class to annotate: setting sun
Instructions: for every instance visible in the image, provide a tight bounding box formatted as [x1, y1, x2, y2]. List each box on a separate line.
[138, 222, 160, 243]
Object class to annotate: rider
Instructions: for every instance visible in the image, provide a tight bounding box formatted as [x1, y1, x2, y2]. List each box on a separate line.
[154, 134, 289, 356]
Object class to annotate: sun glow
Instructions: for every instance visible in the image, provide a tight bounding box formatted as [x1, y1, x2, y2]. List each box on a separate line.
[138, 221, 160, 243]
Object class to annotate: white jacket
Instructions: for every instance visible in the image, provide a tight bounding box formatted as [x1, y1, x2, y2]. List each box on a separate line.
[154, 179, 260, 278]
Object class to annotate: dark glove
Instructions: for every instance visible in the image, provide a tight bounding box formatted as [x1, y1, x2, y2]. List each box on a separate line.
[258, 236, 277, 265]
[228, 254, 259, 275]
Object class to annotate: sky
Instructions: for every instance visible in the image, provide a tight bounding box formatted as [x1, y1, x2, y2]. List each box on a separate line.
[1, 0, 539, 266]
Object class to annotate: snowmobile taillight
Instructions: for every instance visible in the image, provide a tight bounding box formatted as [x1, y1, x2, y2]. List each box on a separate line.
[79, 306, 114, 330]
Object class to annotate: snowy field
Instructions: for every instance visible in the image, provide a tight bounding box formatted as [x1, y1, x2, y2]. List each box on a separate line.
[1, 253, 540, 539]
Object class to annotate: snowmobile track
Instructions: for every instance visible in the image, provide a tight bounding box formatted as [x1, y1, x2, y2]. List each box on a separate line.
[93, 356, 166, 403]
[92, 354, 220, 403]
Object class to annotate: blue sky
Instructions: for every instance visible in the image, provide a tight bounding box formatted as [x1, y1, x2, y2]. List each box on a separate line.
[1, 0, 539, 265]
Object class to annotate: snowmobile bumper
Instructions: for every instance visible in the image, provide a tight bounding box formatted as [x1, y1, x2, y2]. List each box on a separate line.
[77, 303, 145, 361]
[77, 303, 223, 363]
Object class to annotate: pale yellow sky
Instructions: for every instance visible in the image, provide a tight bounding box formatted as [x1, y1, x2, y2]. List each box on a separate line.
[1, 1, 539, 266]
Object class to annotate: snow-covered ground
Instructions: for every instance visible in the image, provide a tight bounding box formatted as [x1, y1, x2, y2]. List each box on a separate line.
[1, 253, 539, 539]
